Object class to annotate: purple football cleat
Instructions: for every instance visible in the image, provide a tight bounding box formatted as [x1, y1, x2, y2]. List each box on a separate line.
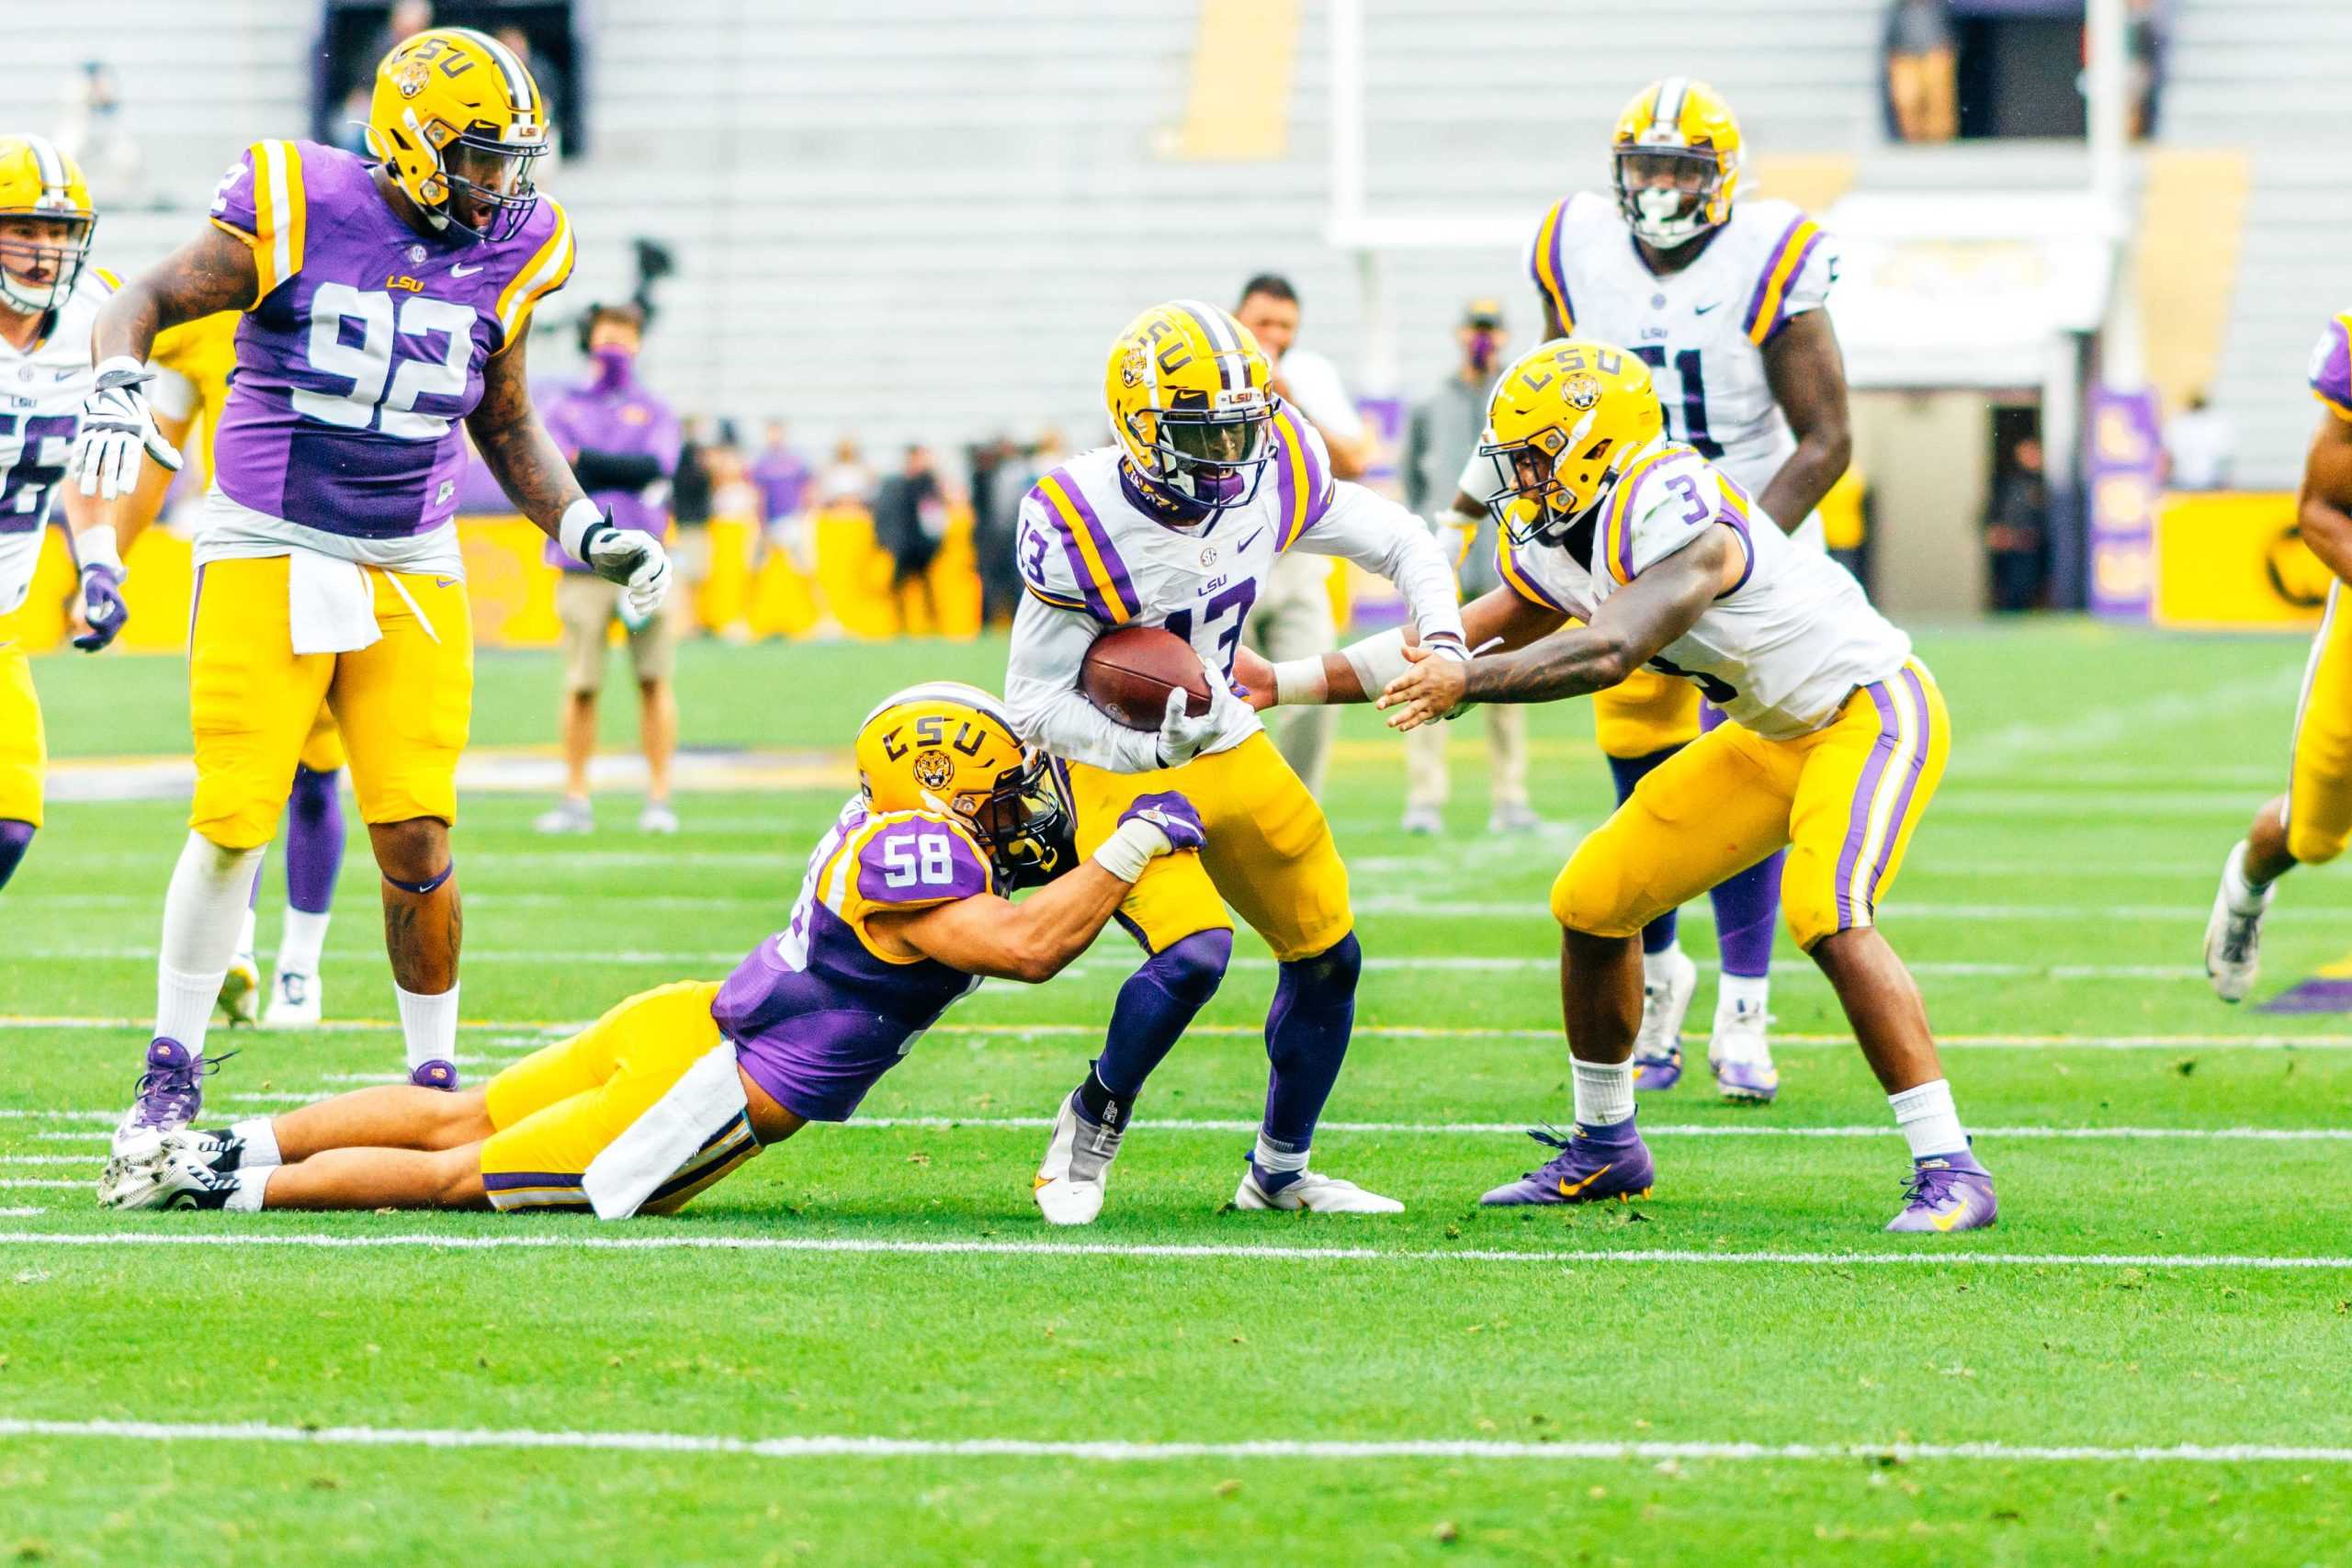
[1886, 1150, 1997, 1234]
[1478, 1121, 1656, 1207]
[408, 1059, 460, 1091]
[1712, 1056, 1780, 1104]
[112, 1039, 214, 1153]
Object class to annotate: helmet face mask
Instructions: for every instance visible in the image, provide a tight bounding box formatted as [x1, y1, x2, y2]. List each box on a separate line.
[0, 212, 94, 315]
[366, 28, 548, 245]
[1615, 148, 1723, 249]
[1144, 398, 1274, 510]
[435, 134, 544, 243]
[1106, 302, 1277, 519]
[1611, 78, 1744, 251]
[966, 750, 1077, 890]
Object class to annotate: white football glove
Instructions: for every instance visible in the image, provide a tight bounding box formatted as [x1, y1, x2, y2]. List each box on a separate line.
[584, 521, 673, 621]
[1155, 659, 1238, 768]
[72, 356, 184, 502]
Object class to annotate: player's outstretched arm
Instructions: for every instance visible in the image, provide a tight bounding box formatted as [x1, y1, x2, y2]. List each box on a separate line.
[1244, 585, 1566, 712]
[870, 796, 1206, 982]
[1379, 526, 1736, 729]
[1757, 310, 1854, 535]
[91, 226, 258, 365]
[2296, 410, 2352, 582]
[471, 339, 673, 617]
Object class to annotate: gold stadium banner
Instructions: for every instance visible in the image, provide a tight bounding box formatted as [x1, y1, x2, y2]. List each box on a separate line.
[2154, 491, 2333, 628]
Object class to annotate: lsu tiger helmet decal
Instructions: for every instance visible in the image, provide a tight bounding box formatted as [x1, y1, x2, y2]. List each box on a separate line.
[1104, 299, 1276, 516]
[1612, 77, 1745, 251]
[855, 682, 1075, 889]
[0, 134, 95, 315]
[364, 27, 549, 243]
[1475, 340, 1665, 547]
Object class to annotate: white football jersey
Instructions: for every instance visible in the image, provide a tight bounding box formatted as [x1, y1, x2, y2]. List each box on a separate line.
[1528, 191, 1838, 539]
[1004, 408, 1464, 773]
[0, 268, 108, 616]
[1496, 440, 1907, 740]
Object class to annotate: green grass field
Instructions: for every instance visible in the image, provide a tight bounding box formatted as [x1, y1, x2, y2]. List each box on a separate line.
[6, 620, 2352, 1566]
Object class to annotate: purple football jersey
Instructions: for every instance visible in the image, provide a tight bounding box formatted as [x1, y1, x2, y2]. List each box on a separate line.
[540, 374, 682, 570]
[207, 139, 575, 538]
[714, 799, 993, 1122]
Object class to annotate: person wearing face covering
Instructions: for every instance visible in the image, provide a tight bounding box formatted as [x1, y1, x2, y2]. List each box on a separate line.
[1399, 299, 1538, 839]
[537, 302, 686, 836]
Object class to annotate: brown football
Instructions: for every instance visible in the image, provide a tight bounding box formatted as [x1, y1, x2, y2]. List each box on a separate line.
[1079, 625, 1212, 731]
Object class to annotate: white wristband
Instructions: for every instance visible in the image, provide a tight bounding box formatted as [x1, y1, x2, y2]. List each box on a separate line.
[558, 498, 605, 561]
[75, 524, 124, 578]
[93, 354, 147, 387]
[1339, 626, 1412, 697]
[1090, 817, 1171, 883]
[1269, 657, 1329, 706]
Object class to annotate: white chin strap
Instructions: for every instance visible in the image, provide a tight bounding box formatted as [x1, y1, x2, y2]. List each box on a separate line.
[1631, 186, 1706, 248]
[0, 268, 62, 314]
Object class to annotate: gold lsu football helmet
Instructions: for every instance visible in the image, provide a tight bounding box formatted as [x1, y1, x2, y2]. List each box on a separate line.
[364, 27, 548, 243]
[0, 134, 95, 315]
[855, 682, 1074, 888]
[1612, 77, 1745, 251]
[1104, 300, 1276, 513]
[1475, 340, 1665, 547]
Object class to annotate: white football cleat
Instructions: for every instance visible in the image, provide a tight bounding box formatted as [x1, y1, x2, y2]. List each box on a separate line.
[98, 1133, 235, 1211]
[1707, 998, 1779, 1104]
[535, 797, 594, 835]
[262, 968, 322, 1029]
[2204, 842, 2271, 1005]
[216, 953, 261, 1028]
[1631, 946, 1698, 1090]
[639, 801, 680, 835]
[1399, 805, 1444, 837]
[1033, 1090, 1120, 1226]
[1233, 1166, 1403, 1214]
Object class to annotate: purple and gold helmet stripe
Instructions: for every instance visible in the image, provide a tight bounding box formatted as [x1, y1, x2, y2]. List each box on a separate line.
[1272, 409, 1332, 551]
[1743, 214, 1823, 346]
[1833, 661, 1938, 931]
[1172, 299, 1237, 391]
[1653, 75, 1690, 136]
[22, 134, 67, 197]
[1035, 468, 1137, 624]
[1600, 446, 1678, 586]
[1530, 197, 1575, 333]
[2310, 314, 2352, 422]
[464, 26, 541, 120]
[1497, 538, 1572, 615]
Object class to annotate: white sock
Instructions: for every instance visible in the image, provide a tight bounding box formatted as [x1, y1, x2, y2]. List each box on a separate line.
[156, 833, 267, 1050]
[1717, 973, 1770, 1018]
[277, 907, 332, 976]
[1251, 1133, 1308, 1176]
[229, 1116, 282, 1168]
[1641, 944, 1685, 990]
[1889, 1078, 1967, 1161]
[395, 982, 460, 1071]
[2222, 840, 2274, 911]
[1572, 1057, 1635, 1128]
[233, 904, 257, 963]
[227, 1167, 272, 1212]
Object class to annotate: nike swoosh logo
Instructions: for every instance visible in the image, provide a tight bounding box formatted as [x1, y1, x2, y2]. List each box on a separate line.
[1694, 301, 1723, 315]
[1236, 528, 1266, 553]
[450, 263, 484, 278]
[1928, 1196, 1974, 1233]
[1033, 1174, 1056, 1191]
[1556, 1163, 1611, 1198]
[434, 577, 458, 588]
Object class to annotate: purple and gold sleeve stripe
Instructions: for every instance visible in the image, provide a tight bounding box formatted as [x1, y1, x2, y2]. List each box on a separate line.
[1496, 538, 1571, 614]
[2310, 315, 2352, 422]
[495, 197, 576, 347]
[1035, 468, 1137, 624]
[1272, 410, 1333, 551]
[222, 140, 308, 301]
[1599, 447, 1679, 586]
[1530, 197, 1574, 333]
[1714, 473, 1757, 596]
[1742, 214, 1825, 346]
[482, 1169, 591, 1213]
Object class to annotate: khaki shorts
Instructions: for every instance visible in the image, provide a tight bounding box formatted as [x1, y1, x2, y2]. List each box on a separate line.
[558, 571, 676, 694]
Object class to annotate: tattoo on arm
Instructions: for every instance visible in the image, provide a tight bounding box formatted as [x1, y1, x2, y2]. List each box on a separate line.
[465, 336, 587, 537]
[1462, 531, 1732, 704]
[93, 228, 260, 363]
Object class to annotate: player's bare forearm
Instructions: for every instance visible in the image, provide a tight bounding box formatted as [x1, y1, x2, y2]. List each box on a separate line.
[1757, 310, 1853, 532]
[467, 343, 588, 537]
[880, 867, 1132, 983]
[2297, 413, 2352, 582]
[92, 228, 258, 362]
[1462, 535, 1727, 705]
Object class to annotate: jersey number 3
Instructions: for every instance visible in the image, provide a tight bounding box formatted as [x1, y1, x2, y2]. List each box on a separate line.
[294, 282, 475, 439]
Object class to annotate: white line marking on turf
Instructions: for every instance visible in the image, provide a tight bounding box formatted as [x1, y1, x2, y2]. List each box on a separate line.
[1, 1231, 2344, 1272]
[0, 1180, 85, 1190]
[0, 1208, 42, 1216]
[8, 1019, 2351, 1050]
[27, 1121, 2352, 1145]
[1, 1416, 2346, 1467]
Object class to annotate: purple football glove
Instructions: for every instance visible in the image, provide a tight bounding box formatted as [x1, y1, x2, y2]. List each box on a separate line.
[1120, 791, 1205, 853]
[74, 563, 128, 652]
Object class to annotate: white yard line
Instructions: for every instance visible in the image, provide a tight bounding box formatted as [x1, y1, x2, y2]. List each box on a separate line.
[0, 1208, 42, 1216]
[0, 1416, 2346, 1467]
[25, 1121, 2352, 1145]
[0, 1180, 85, 1190]
[0, 1230, 2343, 1272]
